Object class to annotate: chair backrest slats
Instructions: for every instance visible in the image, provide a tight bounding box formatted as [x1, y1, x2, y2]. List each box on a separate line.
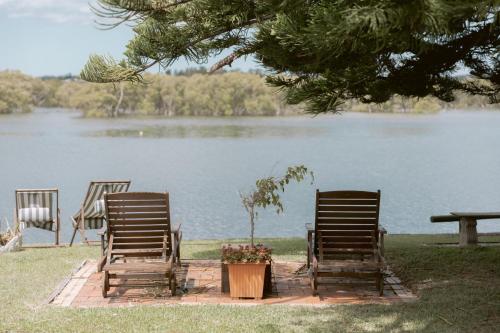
[105, 192, 172, 258]
[315, 190, 380, 261]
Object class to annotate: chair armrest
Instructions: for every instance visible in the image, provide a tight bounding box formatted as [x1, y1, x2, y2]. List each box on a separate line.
[311, 251, 318, 269]
[163, 229, 179, 259]
[171, 223, 182, 266]
[172, 223, 181, 236]
[168, 231, 178, 271]
[376, 247, 386, 266]
[308, 233, 317, 265]
[98, 227, 107, 258]
[378, 226, 386, 257]
[171, 239, 178, 262]
[171, 223, 182, 250]
[106, 234, 114, 263]
[308, 237, 314, 256]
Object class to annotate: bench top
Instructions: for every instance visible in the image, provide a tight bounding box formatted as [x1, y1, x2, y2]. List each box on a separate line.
[450, 212, 500, 219]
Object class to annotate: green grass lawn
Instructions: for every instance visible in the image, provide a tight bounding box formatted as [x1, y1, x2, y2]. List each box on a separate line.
[1, 235, 499, 333]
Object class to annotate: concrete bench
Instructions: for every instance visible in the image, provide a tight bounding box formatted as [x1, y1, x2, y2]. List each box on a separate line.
[430, 212, 500, 247]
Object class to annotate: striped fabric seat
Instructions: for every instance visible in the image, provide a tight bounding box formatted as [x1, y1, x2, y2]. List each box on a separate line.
[94, 199, 105, 215]
[72, 181, 130, 230]
[16, 190, 56, 231]
[19, 206, 51, 221]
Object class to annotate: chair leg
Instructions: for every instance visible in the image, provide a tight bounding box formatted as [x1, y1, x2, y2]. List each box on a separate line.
[69, 226, 78, 247]
[55, 220, 60, 246]
[100, 234, 106, 257]
[170, 273, 176, 296]
[102, 271, 109, 298]
[311, 277, 318, 296]
[174, 231, 181, 266]
[97, 256, 106, 273]
[377, 273, 384, 296]
[310, 268, 318, 296]
[177, 243, 181, 267]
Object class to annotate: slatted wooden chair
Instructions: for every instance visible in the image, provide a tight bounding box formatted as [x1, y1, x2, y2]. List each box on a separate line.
[101, 192, 179, 298]
[306, 190, 386, 296]
[15, 189, 60, 245]
[70, 180, 131, 246]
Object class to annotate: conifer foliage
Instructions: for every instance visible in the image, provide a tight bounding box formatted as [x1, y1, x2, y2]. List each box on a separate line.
[81, 0, 499, 113]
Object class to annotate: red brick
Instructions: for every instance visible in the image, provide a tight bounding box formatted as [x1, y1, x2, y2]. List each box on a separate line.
[52, 259, 416, 307]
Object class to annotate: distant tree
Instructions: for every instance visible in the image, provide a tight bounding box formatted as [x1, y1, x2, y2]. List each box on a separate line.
[81, 1, 499, 114]
[139, 74, 184, 116]
[0, 70, 494, 117]
[37, 79, 63, 107]
[174, 67, 209, 76]
[40, 73, 78, 81]
[413, 98, 442, 113]
[0, 71, 38, 113]
[49, 72, 297, 117]
[57, 81, 118, 117]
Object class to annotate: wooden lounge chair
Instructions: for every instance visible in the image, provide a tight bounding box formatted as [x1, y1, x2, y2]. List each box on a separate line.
[306, 190, 386, 296]
[70, 180, 131, 246]
[15, 188, 60, 245]
[101, 192, 179, 298]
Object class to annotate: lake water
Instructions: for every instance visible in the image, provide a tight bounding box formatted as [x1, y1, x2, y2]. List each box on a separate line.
[1, 108, 500, 244]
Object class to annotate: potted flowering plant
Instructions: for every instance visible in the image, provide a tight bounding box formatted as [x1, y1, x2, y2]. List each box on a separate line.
[222, 165, 313, 299]
[222, 244, 272, 299]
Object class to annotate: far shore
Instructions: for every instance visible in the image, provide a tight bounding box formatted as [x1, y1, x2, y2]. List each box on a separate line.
[3, 107, 500, 120]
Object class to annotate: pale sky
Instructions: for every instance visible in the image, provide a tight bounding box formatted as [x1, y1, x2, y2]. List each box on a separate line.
[0, 0, 259, 76]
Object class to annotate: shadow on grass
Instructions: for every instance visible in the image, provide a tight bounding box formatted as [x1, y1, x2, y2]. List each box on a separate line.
[290, 304, 435, 333]
[288, 284, 500, 333]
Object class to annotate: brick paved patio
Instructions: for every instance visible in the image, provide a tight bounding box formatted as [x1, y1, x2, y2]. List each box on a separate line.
[50, 260, 416, 307]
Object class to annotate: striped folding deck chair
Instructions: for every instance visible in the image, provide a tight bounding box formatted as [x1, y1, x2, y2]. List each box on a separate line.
[70, 180, 131, 246]
[15, 189, 60, 245]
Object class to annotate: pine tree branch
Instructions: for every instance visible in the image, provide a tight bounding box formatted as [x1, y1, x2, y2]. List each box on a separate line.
[209, 44, 259, 73]
[91, 0, 195, 30]
[83, 15, 272, 82]
[82, 0, 499, 108]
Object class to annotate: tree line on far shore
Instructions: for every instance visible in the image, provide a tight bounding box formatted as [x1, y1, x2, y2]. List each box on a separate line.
[0, 70, 496, 117]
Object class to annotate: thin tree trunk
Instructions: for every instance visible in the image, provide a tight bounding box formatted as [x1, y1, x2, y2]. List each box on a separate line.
[401, 97, 408, 113]
[249, 207, 255, 247]
[113, 82, 125, 117]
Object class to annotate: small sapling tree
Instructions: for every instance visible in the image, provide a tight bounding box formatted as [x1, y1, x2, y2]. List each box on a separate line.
[240, 165, 314, 247]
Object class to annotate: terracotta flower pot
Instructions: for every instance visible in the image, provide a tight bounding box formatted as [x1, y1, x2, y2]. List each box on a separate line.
[227, 262, 267, 299]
